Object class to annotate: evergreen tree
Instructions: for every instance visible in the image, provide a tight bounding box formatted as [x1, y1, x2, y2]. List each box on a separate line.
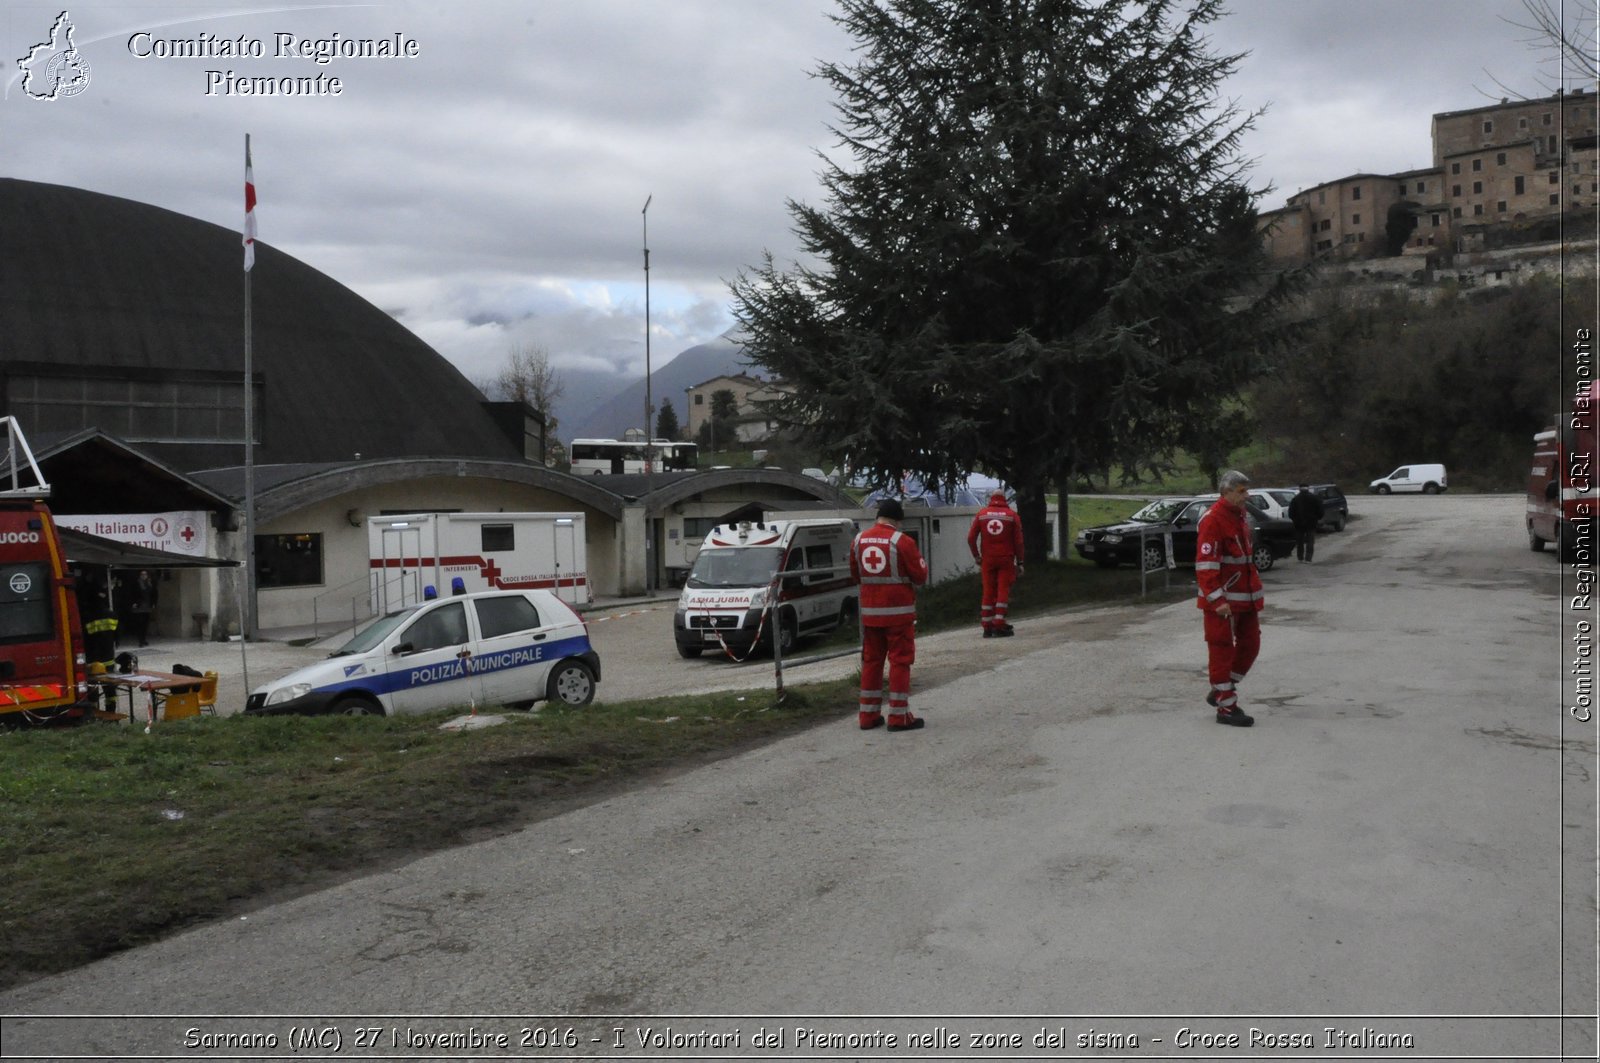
[731, 0, 1295, 557]
[655, 398, 681, 441]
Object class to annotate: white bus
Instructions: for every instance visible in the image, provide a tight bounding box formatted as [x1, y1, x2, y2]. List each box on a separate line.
[568, 439, 699, 476]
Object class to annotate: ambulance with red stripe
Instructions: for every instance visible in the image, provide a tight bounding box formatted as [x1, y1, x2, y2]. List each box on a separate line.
[674, 518, 858, 658]
[1529, 378, 1599, 562]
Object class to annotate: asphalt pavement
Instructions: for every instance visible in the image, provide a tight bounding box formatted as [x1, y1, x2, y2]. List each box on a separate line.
[4, 494, 1595, 1062]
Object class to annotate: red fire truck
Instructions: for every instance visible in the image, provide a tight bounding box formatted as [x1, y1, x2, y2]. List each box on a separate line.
[1528, 379, 1599, 563]
[1, 419, 91, 722]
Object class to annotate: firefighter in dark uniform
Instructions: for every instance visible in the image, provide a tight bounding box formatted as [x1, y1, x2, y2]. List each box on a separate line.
[1195, 470, 1264, 727]
[80, 574, 119, 670]
[850, 498, 929, 731]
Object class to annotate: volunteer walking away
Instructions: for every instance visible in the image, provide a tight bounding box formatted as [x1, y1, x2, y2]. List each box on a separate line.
[1195, 470, 1265, 727]
[850, 498, 930, 732]
[967, 490, 1024, 637]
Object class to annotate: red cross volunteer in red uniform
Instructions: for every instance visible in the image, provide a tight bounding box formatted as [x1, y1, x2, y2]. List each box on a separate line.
[1195, 470, 1264, 726]
[851, 498, 930, 732]
[967, 490, 1024, 637]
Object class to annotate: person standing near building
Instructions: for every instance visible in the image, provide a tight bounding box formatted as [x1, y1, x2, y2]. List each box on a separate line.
[1287, 484, 1324, 563]
[851, 498, 929, 732]
[81, 574, 119, 671]
[967, 489, 1024, 637]
[127, 569, 157, 646]
[1196, 470, 1264, 727]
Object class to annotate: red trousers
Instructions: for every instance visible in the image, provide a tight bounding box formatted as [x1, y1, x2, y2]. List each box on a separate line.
[979, 558, 1017, 629]
[1203, 609, 1261, 710]
[860, 623, 916, 718]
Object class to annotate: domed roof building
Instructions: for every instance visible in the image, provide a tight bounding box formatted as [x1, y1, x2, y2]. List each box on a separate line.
[0, 178, 527, 472]
[0, 180, 850, 637]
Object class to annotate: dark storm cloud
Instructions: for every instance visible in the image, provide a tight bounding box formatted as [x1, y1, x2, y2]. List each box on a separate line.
[1, 0, 1568, 396]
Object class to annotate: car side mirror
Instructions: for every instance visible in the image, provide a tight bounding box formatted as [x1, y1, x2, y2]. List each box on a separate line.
[392, 642, 413, 656]
[1173, 516, 1191, 527]
[1547, 480, 1560, 501]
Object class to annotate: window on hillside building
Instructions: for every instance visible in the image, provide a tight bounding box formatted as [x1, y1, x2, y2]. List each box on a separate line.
[1552, 170, 1561, 184]
[1544, 113, 1553, 126]
[1451, 162, 1461, 175]
[1473, 204, 1484, 216]
[1351, 214, 1360, 225]
[1472, 158, 1482, 172]
[1497, 152, 1507, 165]
[1452, 207, 1462, 218]
[1416, 181, 1425, 193]
[1473, 181, 1483, 194]
[1551, 193, 1561, 205]
[1515, 176, 1525, 194]
[1452, 184, 1461, 197]
[1520, 117, 1528, 129]
[1497, 201, 1507, 213]
[1431, 213, 1440, 226]
[1483, 120, 1493, 134]
[1352, 186, 1362, 200]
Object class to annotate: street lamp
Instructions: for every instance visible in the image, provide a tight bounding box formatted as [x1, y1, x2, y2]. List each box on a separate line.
[642, 194, 653, 592]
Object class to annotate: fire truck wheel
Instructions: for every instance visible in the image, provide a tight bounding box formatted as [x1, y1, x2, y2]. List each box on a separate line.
[676, 642, 703, 659]
[548, 660, 596, 707]
[1529, 525, 1547, 552]
[334, 695, 382, 716]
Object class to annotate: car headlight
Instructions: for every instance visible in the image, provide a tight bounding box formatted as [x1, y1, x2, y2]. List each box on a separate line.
[748, 588, 768, 610]
[265, 682, 313, 705]
[1102, 533, 1123, 544]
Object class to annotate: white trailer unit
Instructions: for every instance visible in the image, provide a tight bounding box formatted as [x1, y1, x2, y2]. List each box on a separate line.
[368, 512, 588, 615]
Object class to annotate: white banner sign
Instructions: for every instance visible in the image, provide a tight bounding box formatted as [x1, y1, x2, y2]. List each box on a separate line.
[56, 511, 210, 557]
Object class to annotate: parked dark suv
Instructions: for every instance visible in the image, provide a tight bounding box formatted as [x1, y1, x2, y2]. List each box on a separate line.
[1311, 484, 1348, 531]
[1073, 496, 1296, 572]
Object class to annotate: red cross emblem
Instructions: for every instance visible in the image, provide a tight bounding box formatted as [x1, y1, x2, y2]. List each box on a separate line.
[860, 544, 888, 575]
[179, 525, 196, 543]
[986, 518, 1004, 536]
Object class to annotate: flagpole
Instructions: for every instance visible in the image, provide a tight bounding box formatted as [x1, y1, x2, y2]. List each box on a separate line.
[242, 133, 258, 658]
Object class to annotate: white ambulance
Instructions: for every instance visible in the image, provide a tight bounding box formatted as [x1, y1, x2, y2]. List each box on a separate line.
[673, 518, 859, 659]
[368, 511, 588, 615]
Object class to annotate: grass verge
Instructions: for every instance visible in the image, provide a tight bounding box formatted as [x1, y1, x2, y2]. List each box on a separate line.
[1, 549, 1185, 992]
[0, 679, 856, 991]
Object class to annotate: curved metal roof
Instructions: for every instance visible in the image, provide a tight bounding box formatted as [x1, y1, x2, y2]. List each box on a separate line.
[191, 459, 626, 523]
[0, 178, 519, 472]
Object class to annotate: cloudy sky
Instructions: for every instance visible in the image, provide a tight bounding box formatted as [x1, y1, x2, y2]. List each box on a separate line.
[0, 0, 1584, 412]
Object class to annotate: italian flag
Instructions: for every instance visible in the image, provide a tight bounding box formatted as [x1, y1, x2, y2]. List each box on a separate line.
[243, 136, 256, 272]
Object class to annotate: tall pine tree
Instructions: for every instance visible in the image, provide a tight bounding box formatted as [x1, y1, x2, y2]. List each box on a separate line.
[731, 0, 1294, 558]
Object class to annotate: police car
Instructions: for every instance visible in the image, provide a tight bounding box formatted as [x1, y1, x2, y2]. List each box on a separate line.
[245, 589, 600, 716]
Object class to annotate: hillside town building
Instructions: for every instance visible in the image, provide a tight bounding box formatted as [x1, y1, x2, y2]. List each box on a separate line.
[1260, 88, 1598, 263]
[682, 374, 792, 444]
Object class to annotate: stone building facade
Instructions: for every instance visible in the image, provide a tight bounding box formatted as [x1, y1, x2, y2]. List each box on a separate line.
[1261, 88, 1599, 264]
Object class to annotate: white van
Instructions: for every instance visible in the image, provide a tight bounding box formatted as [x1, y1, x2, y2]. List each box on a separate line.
[1369, 464, 1448, 494]
[674, 518, 858, 659]
[245, 589, 600, 716]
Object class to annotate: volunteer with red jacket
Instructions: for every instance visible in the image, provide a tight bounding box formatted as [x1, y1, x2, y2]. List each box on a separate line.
[1195, 470, 1265, 727]
[851, 498, 930, 732]
[967, 490, 1024, 637]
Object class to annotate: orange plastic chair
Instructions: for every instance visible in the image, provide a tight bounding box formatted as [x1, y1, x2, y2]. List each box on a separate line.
[198, 672, 218, 716]
[162, 689, 201, 720]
